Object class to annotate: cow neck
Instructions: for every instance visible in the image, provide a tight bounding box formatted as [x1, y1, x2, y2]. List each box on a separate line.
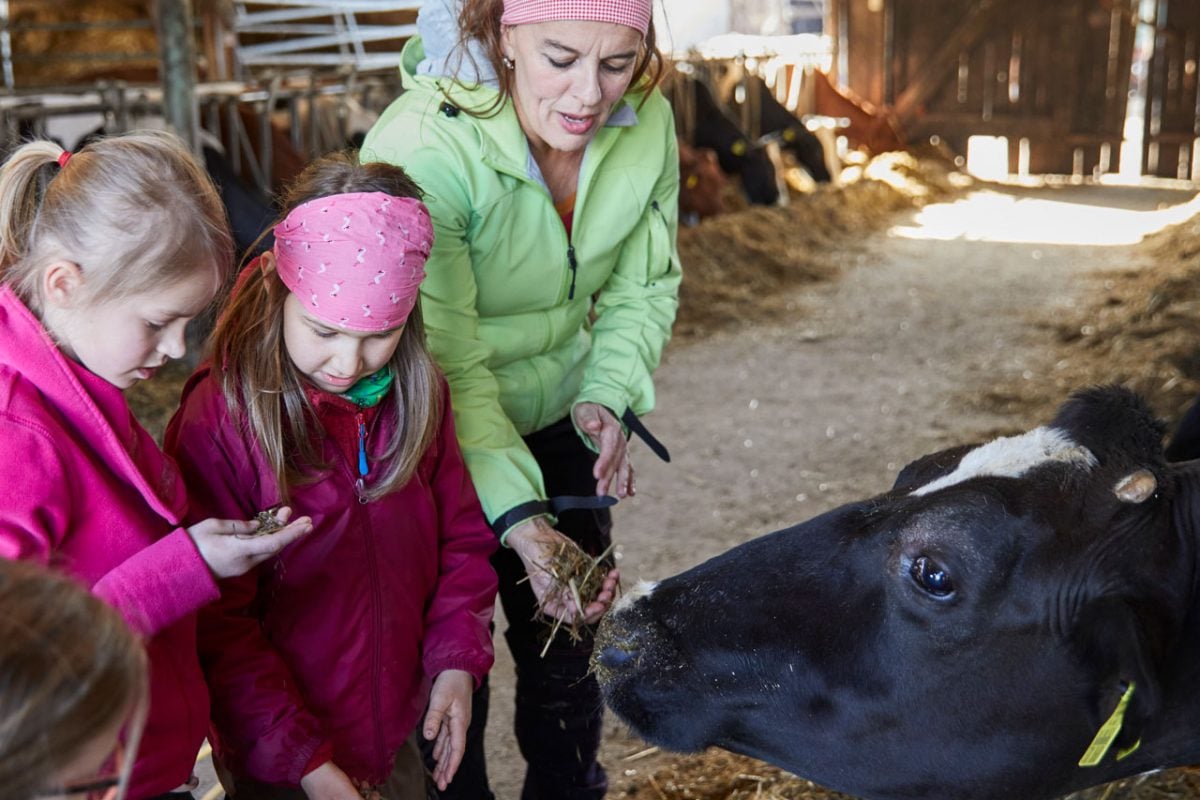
[1172, 459, 1200, 597]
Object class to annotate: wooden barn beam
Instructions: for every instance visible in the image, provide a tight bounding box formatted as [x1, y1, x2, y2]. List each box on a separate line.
[893, 0, 1031, 125]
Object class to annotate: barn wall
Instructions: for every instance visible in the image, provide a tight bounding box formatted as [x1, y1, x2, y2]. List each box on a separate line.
[836, 0, 1143, 175]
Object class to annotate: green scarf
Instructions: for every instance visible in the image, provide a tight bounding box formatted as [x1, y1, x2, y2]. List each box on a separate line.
[343, 368, 395, 408]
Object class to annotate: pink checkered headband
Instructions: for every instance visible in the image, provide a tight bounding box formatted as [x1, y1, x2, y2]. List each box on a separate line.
[271, 192, 433, 333]
[500, 0, 651, 35]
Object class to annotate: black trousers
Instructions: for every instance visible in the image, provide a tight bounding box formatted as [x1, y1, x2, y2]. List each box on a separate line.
[424, 418, 612, 800]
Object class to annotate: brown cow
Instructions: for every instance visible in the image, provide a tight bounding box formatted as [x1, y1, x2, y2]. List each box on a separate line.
[677, 139, 727, 223]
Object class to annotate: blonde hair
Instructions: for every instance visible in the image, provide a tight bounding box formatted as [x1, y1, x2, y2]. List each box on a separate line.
[209, 150, 443, 502]
[0, 560, 148, 800]
[0, 130, 234, 310]
[455, 0, 666, 113]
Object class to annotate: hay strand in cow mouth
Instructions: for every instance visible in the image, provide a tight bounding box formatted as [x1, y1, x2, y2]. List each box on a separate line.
[518, 539, 616, 656]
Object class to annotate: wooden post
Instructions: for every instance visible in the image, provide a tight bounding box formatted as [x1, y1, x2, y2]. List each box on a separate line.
[155, 0, 199, 152]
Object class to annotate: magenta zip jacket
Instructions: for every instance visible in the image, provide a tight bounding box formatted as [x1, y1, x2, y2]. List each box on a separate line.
[0, 286, 219, 798]
[163, 366, 498, 787]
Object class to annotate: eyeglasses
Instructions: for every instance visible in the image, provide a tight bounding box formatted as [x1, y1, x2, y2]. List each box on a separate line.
[36, 741, 124, 800]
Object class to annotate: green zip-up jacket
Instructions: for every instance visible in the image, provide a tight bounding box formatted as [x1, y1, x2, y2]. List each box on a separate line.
[362, 37, 681, 534]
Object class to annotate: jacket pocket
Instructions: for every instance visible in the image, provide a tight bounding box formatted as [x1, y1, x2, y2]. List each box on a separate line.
[645, 200, 674, 287]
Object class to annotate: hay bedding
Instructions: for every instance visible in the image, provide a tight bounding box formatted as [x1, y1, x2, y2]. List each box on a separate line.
[674, 150, 961, 340]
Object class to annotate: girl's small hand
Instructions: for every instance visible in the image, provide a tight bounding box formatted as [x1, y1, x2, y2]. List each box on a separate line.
[299, 760, 362, 800]
[572, 403, 634, 498]
[187, 506, 314, 579]
[423, 669, 474, 791]
[505, 518, 620, 624]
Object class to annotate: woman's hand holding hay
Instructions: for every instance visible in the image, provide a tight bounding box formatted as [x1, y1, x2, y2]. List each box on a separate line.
[507, 517, 619, 626]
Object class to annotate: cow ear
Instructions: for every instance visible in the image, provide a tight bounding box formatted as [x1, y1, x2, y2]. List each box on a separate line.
[1074, 599, 1161, 763]
[891, 444, 977, 493]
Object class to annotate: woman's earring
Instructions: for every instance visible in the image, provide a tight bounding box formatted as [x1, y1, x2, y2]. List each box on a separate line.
[502, 55, 515, 70]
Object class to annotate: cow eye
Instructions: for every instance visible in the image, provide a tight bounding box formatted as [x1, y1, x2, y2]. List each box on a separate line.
[910, 556, 955, 598]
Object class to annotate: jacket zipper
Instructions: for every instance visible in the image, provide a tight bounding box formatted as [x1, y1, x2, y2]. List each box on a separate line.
[567, 243, 578, 300]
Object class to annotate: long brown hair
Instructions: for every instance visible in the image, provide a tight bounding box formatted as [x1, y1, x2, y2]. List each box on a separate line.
[0, 560, 148, 800]
[0, 130, 233, 311]
[454, 0, 666, 112]
[208, 151, 443, 502]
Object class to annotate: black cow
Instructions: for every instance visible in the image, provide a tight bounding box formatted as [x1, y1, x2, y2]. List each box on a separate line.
[727, 74, 832, 183]
[596, 386, 1200, 800]
[678, 74, 780, 206]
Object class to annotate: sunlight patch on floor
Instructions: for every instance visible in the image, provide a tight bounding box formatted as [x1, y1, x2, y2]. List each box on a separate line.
[888, 187, 1200, 246]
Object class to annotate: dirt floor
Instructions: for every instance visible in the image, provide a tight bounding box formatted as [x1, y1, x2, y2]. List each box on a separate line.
[154, 163, 1200, 799]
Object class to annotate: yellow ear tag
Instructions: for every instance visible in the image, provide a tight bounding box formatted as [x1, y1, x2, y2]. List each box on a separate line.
[1078, 682, 1136, 767]
[731, 140, 748, 156]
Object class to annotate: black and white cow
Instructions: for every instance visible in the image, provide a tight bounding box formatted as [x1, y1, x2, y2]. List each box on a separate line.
[596, 386, 1200, 800]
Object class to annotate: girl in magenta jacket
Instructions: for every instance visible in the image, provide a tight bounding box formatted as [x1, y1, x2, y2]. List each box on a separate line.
[0, 132, 314, 800]
[164, 152, 498, 800]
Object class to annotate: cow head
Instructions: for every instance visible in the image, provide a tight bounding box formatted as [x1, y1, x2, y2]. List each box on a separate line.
[597, 386, 1198, 800]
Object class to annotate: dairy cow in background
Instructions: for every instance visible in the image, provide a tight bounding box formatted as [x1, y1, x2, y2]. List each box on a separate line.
[597, 386, 1200, 800]
[671, 72, 780, 206]
[676, 139, 727, 223]
[724, 73, 833, 184]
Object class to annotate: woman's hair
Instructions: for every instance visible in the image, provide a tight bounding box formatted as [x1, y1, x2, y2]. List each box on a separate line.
[455, 0, 666, 110]
[209, 150, 443, 502]
[0, 559, 147, 800]
[0, 130, 234, 310]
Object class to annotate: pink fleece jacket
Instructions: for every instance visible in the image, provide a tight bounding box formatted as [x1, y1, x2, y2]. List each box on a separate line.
[0, 286, 218, 798]
[164, 366, 497, 787]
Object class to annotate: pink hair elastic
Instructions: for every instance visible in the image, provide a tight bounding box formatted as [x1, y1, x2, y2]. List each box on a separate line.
[56, 151, 72, 168]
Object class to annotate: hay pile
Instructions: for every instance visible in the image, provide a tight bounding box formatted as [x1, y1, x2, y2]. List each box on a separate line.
[610, 747, 1200, 800]
[7, 0, 160, 87]
[972, 196, 1200, 427]
[675, 150, 964, 339]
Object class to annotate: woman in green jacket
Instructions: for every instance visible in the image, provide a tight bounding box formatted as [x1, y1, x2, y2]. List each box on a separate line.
[362, 0, 679, 793]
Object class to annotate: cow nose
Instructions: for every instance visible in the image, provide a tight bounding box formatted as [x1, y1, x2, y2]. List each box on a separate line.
[596, 643, 639, 670]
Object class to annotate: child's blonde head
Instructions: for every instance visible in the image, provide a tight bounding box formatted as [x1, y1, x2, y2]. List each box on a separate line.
[0, 560, 147, 800]
[0, 130, 234, 310]
[210, 150, 442, 502]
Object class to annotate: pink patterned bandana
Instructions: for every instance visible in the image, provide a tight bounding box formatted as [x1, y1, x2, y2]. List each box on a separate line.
[273, 192, 432, 332]
[500, 0, 651, 35]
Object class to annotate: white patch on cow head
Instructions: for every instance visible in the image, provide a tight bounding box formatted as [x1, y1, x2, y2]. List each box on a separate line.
[1114, 469, 1156, 503]
[911, 426, 1096, 497]
[613, 579, 658, 613]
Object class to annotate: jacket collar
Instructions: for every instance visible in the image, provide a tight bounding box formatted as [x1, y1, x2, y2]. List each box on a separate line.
[0, 286, 182, 522]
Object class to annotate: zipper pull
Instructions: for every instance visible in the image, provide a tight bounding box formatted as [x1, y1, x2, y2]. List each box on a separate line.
[356, 412, 369, 478]
[567, 244, 578, 300]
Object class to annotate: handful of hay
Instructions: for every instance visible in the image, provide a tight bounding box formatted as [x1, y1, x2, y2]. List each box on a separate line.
[522, 539, 616, 656]
[244, 508, 284, 537]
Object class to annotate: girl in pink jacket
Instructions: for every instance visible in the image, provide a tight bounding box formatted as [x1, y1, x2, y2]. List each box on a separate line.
[0, 131, 314, 800]
[164, 152, 498, 800]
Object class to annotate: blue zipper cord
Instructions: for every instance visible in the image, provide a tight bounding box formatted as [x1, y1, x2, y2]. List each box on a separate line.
[356, 412, 369, 478]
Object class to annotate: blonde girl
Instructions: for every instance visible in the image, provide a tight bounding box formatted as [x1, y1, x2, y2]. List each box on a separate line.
[0, 131, 313, 799]
[165, 151, 497, 800]
[0, 558, 147, 800]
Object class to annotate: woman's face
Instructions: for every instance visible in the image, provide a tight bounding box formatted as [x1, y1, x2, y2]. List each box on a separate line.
[501, 20, 643, 154]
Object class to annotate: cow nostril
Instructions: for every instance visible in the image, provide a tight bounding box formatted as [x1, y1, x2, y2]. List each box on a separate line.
[596, 644, 639, 670]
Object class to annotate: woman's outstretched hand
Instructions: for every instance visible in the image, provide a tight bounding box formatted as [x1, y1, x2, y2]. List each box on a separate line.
[505, 517, 619, 625]
[572, 403, 634, 498]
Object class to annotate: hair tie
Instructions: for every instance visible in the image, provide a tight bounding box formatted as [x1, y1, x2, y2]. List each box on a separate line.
[57, 151, 72, 168]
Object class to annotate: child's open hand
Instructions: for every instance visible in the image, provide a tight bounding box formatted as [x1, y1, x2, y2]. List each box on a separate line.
[187, 506, 313, 579]
[423, 669, 474, 791]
